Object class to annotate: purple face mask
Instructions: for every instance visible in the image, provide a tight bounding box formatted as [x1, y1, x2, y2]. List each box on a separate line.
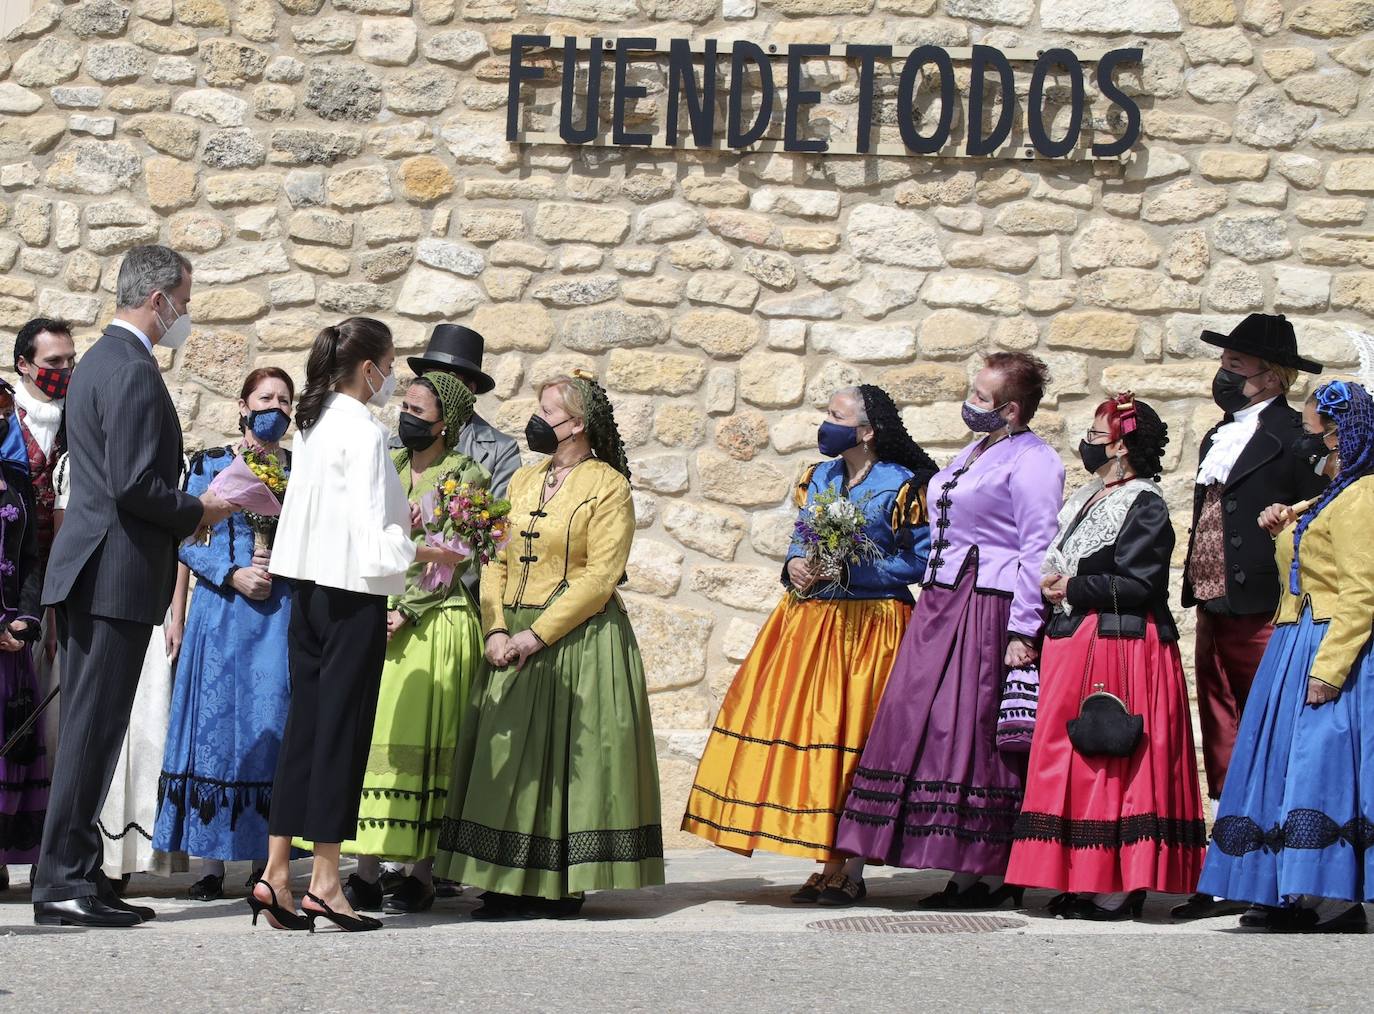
[962, 399, 1008, 433]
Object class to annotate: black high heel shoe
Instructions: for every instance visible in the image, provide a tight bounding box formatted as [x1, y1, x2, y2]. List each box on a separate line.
[246, 882, 310, 931]
[956, 882, 1025, 910]
[303, 891, 382, 933]
[1069, 890, 1146, 921]
[1047, 892, 1080, 917]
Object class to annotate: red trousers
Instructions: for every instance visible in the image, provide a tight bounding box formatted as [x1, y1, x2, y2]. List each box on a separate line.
[1193, 609, 1275, 799]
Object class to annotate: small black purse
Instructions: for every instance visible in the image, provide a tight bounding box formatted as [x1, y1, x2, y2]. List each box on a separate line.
[1066, 578, 1144, 758]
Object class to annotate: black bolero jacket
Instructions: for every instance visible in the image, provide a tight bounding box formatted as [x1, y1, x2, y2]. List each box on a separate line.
[1181, 398, 1328, 616]
[1046, 491, 1178, 642]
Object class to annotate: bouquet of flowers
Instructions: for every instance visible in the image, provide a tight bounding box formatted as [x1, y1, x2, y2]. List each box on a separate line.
[789, 488, 882, 597]
[203, 449, 288, 550]
[417, 475, 513, 591]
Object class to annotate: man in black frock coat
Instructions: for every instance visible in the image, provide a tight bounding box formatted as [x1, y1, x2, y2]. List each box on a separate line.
[1172, 312, 1327, 921]
[31, 246, 232, 927]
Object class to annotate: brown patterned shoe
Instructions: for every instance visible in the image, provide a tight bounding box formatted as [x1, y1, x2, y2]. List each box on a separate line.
[817, 874, 867, 907]
[789, 873, 827, 904]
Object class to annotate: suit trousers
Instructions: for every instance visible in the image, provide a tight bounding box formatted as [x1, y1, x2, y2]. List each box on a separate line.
[1194, 608, 1275, 800]
[32, 606, 152, 902]
[268, 580, 387, 843]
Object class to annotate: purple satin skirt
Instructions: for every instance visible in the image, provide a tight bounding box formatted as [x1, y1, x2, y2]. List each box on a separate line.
[835, 562, 1025, 875]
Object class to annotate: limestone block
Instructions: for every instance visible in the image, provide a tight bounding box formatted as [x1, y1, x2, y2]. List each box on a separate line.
[848, 204, 943, 267]
[608, 349, 706, 395]
[625, 540, 684, 598]
[394, 266, 480, 317]
[738, 353, 806, 409]
[1047, 311, 1139, 353]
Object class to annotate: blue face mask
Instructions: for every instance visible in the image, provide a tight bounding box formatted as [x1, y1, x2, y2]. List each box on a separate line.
[817, 420, 860, 457]
[245, 407, 290, 443]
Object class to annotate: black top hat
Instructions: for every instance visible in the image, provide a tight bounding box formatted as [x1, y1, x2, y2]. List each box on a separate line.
[1199, 313, 1323, 374]
[407, 324, 495, 394]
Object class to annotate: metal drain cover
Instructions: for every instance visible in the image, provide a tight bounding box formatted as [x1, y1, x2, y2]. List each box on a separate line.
[808, 913, 1027, 934]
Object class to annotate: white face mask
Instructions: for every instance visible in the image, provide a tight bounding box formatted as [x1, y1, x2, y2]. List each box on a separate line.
[364, 361, 396, 407]
[154, 290, 192, 350]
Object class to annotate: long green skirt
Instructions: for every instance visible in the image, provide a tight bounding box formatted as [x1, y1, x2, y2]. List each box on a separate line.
[434, 594, 665, 900]
[298, 603, 481, 861]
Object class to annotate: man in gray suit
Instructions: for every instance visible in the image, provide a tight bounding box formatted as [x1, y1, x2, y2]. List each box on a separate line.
[32, 246, 233, 927]
[405, 324, 521, 595]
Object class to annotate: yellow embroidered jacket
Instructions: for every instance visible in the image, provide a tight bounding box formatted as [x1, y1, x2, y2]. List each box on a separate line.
[481, 458, 635, 647]
[1274, 474, 1374, 689]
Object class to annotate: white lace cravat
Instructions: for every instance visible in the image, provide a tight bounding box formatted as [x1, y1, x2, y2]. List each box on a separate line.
[1195, 398, 1275, 488]
[15, 381, 63, 457]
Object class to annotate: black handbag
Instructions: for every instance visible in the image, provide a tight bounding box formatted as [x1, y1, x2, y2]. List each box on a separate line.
[1066, 578, 1144, 758]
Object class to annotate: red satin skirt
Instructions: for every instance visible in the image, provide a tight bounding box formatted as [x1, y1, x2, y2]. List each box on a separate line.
[1005, 615, 1207, 895]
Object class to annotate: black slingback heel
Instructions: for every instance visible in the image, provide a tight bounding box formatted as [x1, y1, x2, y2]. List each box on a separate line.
[302, 891, 383, 933]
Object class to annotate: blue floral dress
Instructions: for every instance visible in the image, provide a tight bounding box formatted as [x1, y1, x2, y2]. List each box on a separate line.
[152, 446, 292, 861]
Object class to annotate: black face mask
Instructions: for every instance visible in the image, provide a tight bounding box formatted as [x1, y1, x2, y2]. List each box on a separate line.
[1212, 367, 1261, 415]
[1078, 439, 1111, 475]
[525, 415, 571, 455]
[1295, 431, 1332, 465]
[397, 411, 441, 451]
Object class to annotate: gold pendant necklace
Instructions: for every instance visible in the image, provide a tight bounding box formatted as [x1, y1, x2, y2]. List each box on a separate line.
[547, 455, 592, 488]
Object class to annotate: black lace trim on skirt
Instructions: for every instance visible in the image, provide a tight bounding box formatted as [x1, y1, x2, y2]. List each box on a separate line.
[158, 771, 272, 830]
[710, 726, 862, 755]
[1014, 811, 1208, 850]
[98, 820, 153, 843]
[682, 811, 830, 852]
[852, 769, 1024, 800]
[690, 783, 839, 816]
[1212, 810, 1374, 856]
[438, 818, 664, 872]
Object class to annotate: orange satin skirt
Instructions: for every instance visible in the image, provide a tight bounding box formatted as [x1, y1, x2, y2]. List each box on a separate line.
[681, 595, 912, 861]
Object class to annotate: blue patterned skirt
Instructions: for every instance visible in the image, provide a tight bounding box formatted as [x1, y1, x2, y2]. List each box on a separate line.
[1198, 609, 1374, 905]
[153, 581, 291, 861]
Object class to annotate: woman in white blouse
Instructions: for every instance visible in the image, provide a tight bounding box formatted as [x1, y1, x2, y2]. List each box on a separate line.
[250, 317, 465, 933]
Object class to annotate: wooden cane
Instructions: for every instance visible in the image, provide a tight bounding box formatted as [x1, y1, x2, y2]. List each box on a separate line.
[0, 684, 58, 759]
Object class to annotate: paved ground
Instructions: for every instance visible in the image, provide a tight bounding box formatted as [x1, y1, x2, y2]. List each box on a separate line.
[1, 850, 1369, 1012]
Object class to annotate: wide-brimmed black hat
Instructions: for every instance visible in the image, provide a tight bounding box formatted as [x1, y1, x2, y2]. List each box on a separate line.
[407, 324, 495, 394]
[1199, 313, 1323, 374]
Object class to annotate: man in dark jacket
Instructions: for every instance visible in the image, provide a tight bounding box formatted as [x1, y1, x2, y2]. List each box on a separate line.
[1173, 312, 1326, 921]
[32, 246, 233, 927]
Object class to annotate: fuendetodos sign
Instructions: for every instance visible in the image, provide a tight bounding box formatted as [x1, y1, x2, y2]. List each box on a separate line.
[505, 37, 1144, 161]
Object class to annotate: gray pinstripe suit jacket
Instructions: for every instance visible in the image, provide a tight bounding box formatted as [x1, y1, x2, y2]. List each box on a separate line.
[41, 325, 203, 625]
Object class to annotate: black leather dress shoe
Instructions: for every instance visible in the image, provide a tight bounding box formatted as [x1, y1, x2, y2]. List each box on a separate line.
[1170, 893, 1250, 920]
[383, 876, 436, 914]
[34, 896, 142, 927]
[343, 873, 384, 912]
[104, 894, 156, 921]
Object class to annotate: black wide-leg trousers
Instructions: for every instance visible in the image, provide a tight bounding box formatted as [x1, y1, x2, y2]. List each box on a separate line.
[268, 580, 387, 844]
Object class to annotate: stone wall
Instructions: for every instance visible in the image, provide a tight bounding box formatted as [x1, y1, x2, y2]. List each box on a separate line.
[1, 0, 1372, 845]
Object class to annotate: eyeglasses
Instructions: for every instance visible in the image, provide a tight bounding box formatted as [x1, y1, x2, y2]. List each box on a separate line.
[1083, 429, 1111, 442]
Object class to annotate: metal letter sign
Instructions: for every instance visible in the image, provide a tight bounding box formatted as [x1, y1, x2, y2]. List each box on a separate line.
[505, 36, 1144, 162]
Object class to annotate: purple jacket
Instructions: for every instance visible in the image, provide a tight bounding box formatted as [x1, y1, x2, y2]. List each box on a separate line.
[923, 429, 1065, 638]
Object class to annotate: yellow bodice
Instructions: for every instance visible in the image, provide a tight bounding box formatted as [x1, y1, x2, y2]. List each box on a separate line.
[1274, 474, 1374, 688]
[480, 458, 635, 647]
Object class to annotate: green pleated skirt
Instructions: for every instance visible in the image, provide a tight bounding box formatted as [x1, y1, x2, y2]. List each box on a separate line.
[297, 603, 482, 861]
[434, 594, 665, 900]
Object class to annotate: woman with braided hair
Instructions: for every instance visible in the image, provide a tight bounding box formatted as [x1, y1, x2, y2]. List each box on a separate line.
[682, 385, 935, 906]
[1197, 379, 1374, 933]
[435, 372, 663, 918]
[1006, 394, 1206, 920]
[305, 371, 491, 915]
